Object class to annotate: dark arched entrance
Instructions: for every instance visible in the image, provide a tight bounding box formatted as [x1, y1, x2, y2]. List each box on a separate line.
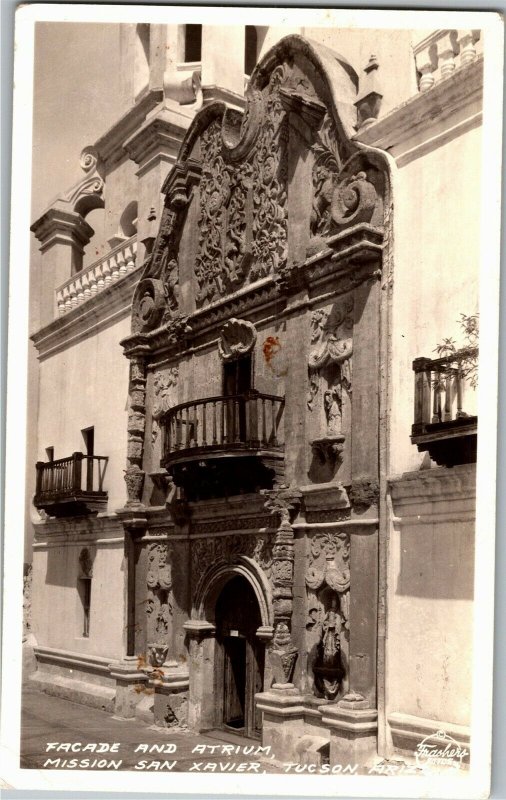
[214, 575, 265, 738]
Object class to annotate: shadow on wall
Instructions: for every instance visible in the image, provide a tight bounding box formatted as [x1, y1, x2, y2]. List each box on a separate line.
[396, 526, 475, 601]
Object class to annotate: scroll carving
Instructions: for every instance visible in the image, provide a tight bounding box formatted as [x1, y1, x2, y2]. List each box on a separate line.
[250, 66, 289, 282]
[195, 121, 252, 306]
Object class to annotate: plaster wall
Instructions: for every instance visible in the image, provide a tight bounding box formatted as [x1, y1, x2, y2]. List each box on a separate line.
[35, 313, 131, 513]
[31, 539, 125, 659]
[102, 157, 140, 244]
[390, 122, 481, 476]
[386, 466, 475, 729]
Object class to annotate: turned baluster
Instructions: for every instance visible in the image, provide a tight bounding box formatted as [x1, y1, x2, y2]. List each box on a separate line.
[202, 402, 207, 447]
[261, 398, 267, 446]
[272, 399, 279, 446]
[432, 370, 442, 423]
[212, 402, 217, 445]
[456, 365, 465, 418]
[443, 374, 452, 422]
[234, 400, 240, 442]
[221, 399, 226, 444]
[185, 406, 190, 448]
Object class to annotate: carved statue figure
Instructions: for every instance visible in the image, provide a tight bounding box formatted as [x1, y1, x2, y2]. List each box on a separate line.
[322, 595, 342, 663]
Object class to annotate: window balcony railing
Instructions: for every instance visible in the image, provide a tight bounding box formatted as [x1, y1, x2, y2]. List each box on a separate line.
[34, 452, 108, 517]
[413, 29, 482, 93]
[411, 355, 477, 467]
[160, 390, 285, 468]
[55, 235, 138, 316]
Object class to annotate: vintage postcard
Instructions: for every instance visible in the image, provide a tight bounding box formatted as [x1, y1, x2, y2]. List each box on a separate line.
[1, 4, 503, 798]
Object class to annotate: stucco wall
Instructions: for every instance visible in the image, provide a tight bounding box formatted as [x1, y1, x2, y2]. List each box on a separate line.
[31, 537, 125, 659]
[386, 465, 475, 732]
[390, 122, 481, 476]
[35, 313, 131, 513]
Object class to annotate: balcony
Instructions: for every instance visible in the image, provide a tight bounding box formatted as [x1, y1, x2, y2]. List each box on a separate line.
[160, 391, 285, 500]
[411, 355, 477, 467]
[34, 452, 108, 517]
[55, 235, 138, 316]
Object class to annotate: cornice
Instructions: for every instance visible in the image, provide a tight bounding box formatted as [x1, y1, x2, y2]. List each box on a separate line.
[354, 56, 483, 165]
[389, 463, 476, 505]
[124, 105, 193, 174]
[94, 89, 164, 168]
[33, 513, 123, 541]
[30, 207, 94, 249]
[31, 267, 142, 360]
[121, 224, 384, 359]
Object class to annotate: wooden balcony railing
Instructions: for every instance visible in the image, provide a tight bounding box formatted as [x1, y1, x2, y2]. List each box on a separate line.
[160, 391, 285, 467]
[34, 452, 108, 516]
[411, 354, 477, 466]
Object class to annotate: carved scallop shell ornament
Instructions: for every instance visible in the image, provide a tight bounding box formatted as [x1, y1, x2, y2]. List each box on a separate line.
[218, 318, 257, 361]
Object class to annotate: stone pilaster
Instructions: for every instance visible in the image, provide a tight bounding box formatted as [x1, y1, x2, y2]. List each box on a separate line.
[31, 207, 94, 326]
[124, 355, 147, 507]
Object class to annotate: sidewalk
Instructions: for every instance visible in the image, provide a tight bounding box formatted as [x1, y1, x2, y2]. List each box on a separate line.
[21, 683, 280, 773]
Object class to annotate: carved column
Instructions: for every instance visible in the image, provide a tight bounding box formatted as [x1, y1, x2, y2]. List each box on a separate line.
[263, 488, 301, 688]
[125, 355, 147, 507]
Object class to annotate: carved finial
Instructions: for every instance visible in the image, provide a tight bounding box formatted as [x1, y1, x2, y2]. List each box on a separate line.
[364, 54, 379, 73]
[354, 55, 383, 132]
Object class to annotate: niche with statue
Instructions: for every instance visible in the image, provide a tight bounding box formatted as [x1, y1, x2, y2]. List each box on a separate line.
[307, 299, 353, 484]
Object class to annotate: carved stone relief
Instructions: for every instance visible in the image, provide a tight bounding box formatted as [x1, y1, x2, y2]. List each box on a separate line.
[152, 368, 179, 443]
[308, 301, 353, 478]
[146, 542, 173, 650]
[306, 530, 350, 700]
[191, 532, 274, 588]
[218, 318, 256, 362]
[249, 65, 289, 282]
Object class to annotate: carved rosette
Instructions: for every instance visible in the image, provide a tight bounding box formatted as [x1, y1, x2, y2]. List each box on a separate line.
[146, 543, 173, 650]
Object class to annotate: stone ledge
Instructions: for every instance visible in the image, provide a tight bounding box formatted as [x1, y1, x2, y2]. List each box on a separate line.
[320, 703, 378, 734]
[388, 711, 470, 761]
[354, 57, 482, 161]
[30, 671, 115, 713]
[34, 645, 119, 677]
[31, 268, 141, 361]
[33, 513, 124, 540]
[389, 464, 476, 505]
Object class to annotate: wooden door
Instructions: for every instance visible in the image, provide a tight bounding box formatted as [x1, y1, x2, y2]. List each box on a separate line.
[215, 575, 264, 738]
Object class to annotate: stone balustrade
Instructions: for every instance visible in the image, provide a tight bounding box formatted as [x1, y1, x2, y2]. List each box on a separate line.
[414, 29, 482, 92]
[55, 235, 138, 315]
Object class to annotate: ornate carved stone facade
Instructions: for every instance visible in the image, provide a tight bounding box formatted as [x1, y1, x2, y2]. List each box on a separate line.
[116, 33, 390, 760]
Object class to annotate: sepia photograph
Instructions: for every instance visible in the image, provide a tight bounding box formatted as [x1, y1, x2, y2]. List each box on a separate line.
[2, 4, 503, 797]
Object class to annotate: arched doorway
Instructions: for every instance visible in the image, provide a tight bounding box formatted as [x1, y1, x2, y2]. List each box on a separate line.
[214, 575, 265, 738]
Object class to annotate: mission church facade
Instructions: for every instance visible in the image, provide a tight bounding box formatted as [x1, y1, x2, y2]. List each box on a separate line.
[27, 22, 481, 767]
